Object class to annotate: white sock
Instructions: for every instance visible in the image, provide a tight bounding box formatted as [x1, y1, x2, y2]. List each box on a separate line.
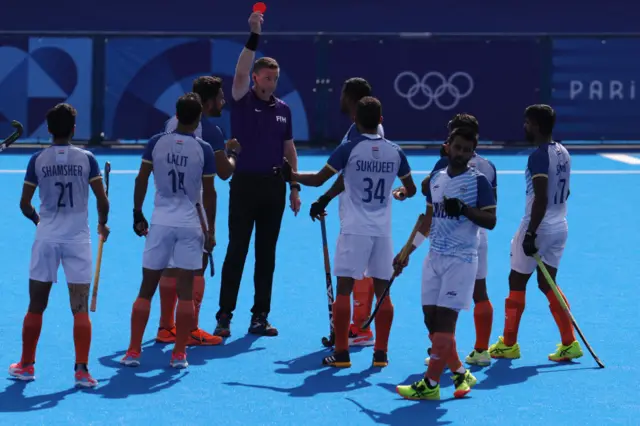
[428, 378, 438, 387]
[455, 366, 466, 374]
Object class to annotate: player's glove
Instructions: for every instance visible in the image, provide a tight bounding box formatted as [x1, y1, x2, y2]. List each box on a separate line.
[522, 231, 538, 257]
[26, 207, 40, 226]
[443, 196, 468, 218]
[133, 209, 149, 237]
[309, 194, 331, 221]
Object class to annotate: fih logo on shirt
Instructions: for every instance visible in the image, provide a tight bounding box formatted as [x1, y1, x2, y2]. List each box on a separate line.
[276, 116, 287, 123]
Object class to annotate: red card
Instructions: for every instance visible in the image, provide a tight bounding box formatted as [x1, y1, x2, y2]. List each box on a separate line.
[253, 2, 266, 13]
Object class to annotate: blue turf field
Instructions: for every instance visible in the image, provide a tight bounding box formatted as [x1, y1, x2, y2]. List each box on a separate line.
[0, 152, 638, 426]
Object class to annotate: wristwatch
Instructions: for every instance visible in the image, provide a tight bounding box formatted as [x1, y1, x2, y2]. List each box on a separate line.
[289, 183, 301, 192]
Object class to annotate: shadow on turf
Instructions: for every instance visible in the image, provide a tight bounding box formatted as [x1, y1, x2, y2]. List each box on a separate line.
[272, 346, 368, 375]
[0, 380, 80, 412]
[347, 396, 452, 426]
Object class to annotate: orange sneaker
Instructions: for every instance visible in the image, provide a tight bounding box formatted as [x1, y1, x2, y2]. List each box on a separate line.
[349, 324, 374, 346]
[156, 326, 176, 343]
[187, 328, 223, 346]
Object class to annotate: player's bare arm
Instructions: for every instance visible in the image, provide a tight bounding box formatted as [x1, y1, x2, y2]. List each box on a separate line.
[399, 174, 417, 198]
[284, 138, 302, 215]
[19, 183, 39, 225]
[421, 175, 431, 197]
[462, 206, 497, 230]
[216, 138, 241, 180]
[202, 175, 216, 250]
[287, 164, 335, 187]
[527, 177, 548, 234]
[394, 204, 433, 274]
[133, 161, 153, 236]
[232, 12, 263, 101]
[89, 178, 111, 241]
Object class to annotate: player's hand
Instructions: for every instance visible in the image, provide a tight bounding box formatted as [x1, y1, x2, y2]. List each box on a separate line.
[279, 158, 293, 182]
[522, 231, 538, 257]
[443, 196, 467, 218]
[98, 223, 110, 242]
[392, 187, 407, 201]
[204, 231, 216, 253]
[310, 195, 330, 221]
[289, 190, 301, 216]
[133, 209, 149, 237]
[248, 11, 263, 34]
[27, 208, 40, 226]
[226, 138, 241, 155]
[393, 253, 409, 276]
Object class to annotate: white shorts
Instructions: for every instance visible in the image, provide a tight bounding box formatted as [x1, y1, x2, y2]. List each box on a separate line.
[167, 204, 208, 268]
[421, 252, 478, 311]
[143, 224, 204, 271]
[29, 240, 92, 284]
[476, 231, 488, 280]
[510, 224, 567, 275]
[333, 234, 394, 280]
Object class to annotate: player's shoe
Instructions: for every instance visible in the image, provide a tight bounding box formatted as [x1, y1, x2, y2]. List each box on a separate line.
[452, 369, 477, 398]
[213, 314, 231, 338]
[548, 341, 583, 362]
[322, 351, 351, 368]
[188, 329, 223, 346]
[156, 326, 177, 343]
[120, 350, 141, 367]
[75, 370, 98, 388]
[372, 350, 388, 367]
[489, 336, 521, 359]
[8, 362, 35, 381]
[248, 313, 278, 336]
[349, 324, 374, 346]
[465, 349, 492, 366]
[424, 347, 432, 365]
[396, 378, 440, 401]
[170, 352, 188, 369]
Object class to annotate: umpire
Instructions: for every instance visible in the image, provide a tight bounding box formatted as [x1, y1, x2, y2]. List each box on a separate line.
[213, 11, 301, 337]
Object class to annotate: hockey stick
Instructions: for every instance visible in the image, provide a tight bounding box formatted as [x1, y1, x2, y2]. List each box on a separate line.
[534, 253, 604, 368]
[0, 121, 24, 152]
[361, 213, 425, 330]
[90, 161, 111, 312]
[196, 203, 215, 276]
[319, 216, 336, 348]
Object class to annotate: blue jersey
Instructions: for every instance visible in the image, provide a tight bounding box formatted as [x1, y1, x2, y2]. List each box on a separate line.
[142, 131, 216, 228]
[524, 142, 570, 232]
[164, 116, 225, 153]
[425, 168, 496, 261]
[327, 133, 411, 237]
[24, 145, 102, 242]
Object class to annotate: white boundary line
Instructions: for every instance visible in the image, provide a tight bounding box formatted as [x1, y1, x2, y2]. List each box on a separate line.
[1, 169, 640, 175]
[599, 153, 640, 165]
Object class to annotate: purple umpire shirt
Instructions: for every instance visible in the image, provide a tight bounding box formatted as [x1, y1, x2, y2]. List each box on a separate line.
[231, 89, 293, 174]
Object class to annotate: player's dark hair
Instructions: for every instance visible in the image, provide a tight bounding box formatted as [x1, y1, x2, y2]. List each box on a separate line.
[253, 57, 279, 74]
[447, 126, 478, 149]
[525, 104, 555, 136]
[46, 103, 77, 139]
[343, 78, 372, 103]
[192, 76, 222, 104]
[447, 113, 479, 134]
[176, 93, 203, 125]
[355, 96, 382, 132]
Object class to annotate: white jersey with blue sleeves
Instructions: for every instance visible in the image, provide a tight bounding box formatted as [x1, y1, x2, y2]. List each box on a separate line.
[142, 131, 216, 228]
[430, 154, 497, 189]
[24, 145, 102, 243]
[523, 142, 570, 233]
[327, 133, 411, 237]
[165, 116, 225, 152]
[425, 168, 496, 260]
[341, 123, 384, 144]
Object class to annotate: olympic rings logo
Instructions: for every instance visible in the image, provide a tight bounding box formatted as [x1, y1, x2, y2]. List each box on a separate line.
[393, 71, 474, 111]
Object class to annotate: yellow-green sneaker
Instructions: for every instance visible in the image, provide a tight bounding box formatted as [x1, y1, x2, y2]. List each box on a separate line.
[465, 349, 491, 366]
[396, 378, 440, 401]
[452, 370, 478, 398]
[548, 341, 583, 362]
[489, 336, 521, 359]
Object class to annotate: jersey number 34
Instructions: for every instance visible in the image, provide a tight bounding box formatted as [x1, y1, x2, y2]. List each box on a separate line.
[362, 177, 386, 203]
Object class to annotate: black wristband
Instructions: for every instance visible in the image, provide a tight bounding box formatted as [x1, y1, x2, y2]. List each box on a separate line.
[245, 32, 259, 51]
[290, 183, 301, 192]
[227, 150, 238, 161]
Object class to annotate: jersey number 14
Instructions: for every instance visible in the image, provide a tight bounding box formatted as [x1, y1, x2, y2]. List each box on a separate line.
[168, 170, 186, 194]
[362, 177, 386, 203]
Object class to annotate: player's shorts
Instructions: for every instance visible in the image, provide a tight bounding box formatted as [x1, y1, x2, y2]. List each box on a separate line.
[510, 223, 568, 274]
[476, 230, 488, 280]
[421, 252, 478, 311]
[29, 240, 92, 284]
[143, 224, 203, 271]
[333, 234, 394, 281]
